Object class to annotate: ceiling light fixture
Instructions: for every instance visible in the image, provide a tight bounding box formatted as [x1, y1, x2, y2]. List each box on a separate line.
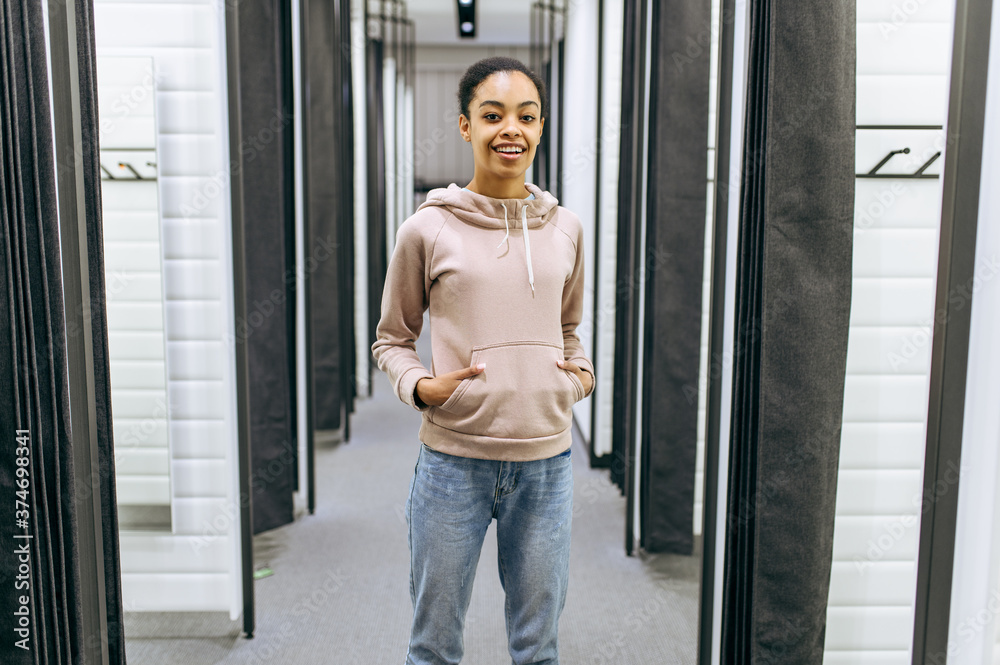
[457, 0, 476, 39]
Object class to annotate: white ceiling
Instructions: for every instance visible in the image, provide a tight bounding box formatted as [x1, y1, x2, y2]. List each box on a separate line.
[404, 0, 535, 45]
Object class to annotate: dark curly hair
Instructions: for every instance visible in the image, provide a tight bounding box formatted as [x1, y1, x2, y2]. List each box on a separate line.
[457, 56, 548, 121]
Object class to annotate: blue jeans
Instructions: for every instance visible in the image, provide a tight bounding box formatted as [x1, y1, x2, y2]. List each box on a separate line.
[404, 442, 574, 665]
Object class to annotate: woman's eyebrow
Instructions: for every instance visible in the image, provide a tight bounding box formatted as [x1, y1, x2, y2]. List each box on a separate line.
[478, 100, 540, 109]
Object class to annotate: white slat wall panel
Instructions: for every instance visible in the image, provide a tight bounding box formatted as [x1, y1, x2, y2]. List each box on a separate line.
[413, 67, 473, 187]
[95, 0, 239, 614]
[824, 1, 953, 661]
[97, 53, 172, 513]
[562, 1, 599, 440]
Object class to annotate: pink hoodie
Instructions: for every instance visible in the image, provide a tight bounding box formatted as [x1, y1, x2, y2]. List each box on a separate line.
[371, 182, 594, 461]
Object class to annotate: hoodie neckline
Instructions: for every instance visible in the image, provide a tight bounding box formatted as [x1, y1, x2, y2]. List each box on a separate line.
[462, 186, 534, 201]
[416, 182, 558, 230]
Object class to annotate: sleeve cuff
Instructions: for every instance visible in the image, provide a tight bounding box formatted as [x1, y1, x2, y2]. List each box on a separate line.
[566, 356, 595, 398]
[397, 366, 435, 411]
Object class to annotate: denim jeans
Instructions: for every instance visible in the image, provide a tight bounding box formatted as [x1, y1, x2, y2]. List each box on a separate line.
[404, 442, 574, 665]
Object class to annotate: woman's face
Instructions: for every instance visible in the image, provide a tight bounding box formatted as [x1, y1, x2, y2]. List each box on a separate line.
[459, 71, 544, 183]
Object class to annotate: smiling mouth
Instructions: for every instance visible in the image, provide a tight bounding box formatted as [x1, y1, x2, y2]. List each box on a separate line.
[492, 145, 525, 155]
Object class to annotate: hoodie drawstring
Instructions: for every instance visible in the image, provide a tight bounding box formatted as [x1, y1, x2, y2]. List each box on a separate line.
[499, 202, 535, 295]
[522, 206, 534, 294]
[498, 203, 510, 249]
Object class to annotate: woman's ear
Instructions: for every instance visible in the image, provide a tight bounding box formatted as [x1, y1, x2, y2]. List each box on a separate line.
[458, 114, 470, 142]
[539, 116, 545, 137]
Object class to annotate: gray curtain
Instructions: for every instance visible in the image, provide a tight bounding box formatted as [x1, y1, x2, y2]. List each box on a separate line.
[279, 0, 298, 489]
[639, 0, 711, 555]
[1, 0, 124, 662]
[234, 0, 296, 535]
[336, 0, 355, 440]
[721, 0, 855, 662]
[300, 0, 354, 435]
[366, 38, 387, 395]
[611, 0, 644, 499]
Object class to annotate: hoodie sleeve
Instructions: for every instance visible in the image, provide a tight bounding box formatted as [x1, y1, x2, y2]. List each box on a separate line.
[371, 218, 436, 411]
[561, 214, 596, 397]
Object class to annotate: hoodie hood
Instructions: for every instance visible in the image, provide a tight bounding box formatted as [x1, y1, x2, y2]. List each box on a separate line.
[416, 182, 558, 229]
[417, 183, 559, 295]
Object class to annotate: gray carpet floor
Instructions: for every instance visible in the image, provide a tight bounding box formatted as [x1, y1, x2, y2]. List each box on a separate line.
[124, 366, 701, 664]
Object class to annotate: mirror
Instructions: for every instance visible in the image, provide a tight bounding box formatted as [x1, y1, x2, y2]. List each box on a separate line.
[96, 56, 172, 532]
[108, 1, 717, 661]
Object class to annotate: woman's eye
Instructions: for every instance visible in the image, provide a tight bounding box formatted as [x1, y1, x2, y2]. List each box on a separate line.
[522, 115, 535, 122]
[485, 113, 500, 121]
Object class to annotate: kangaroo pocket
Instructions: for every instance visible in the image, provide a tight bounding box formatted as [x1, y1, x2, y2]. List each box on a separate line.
[430, 340, 582, 439]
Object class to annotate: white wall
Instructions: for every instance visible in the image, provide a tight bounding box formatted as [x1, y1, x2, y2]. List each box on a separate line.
[590, 0, 624, 460]
[97, 56, 172, 521]
[95, 0, 243, 616]
[351, 0, 370, 398]
[560, 0, 598, 440]
[824, 1, 954, 661]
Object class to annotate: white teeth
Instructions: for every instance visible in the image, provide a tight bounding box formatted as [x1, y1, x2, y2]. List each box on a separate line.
[495, 146, 523, 154]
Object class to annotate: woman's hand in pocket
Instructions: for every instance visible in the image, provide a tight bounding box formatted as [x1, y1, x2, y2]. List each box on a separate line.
[415, 364, 486, 406]
[557, 359, 593, 396]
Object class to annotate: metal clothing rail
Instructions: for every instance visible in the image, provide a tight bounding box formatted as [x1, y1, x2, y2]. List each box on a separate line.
[99, 161, 157, 180]
[856, 124, 945, 179]
[858, 150, 942, 178]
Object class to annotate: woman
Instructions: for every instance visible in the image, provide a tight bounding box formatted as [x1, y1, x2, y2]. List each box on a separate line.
[372, 56, 594, 665]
